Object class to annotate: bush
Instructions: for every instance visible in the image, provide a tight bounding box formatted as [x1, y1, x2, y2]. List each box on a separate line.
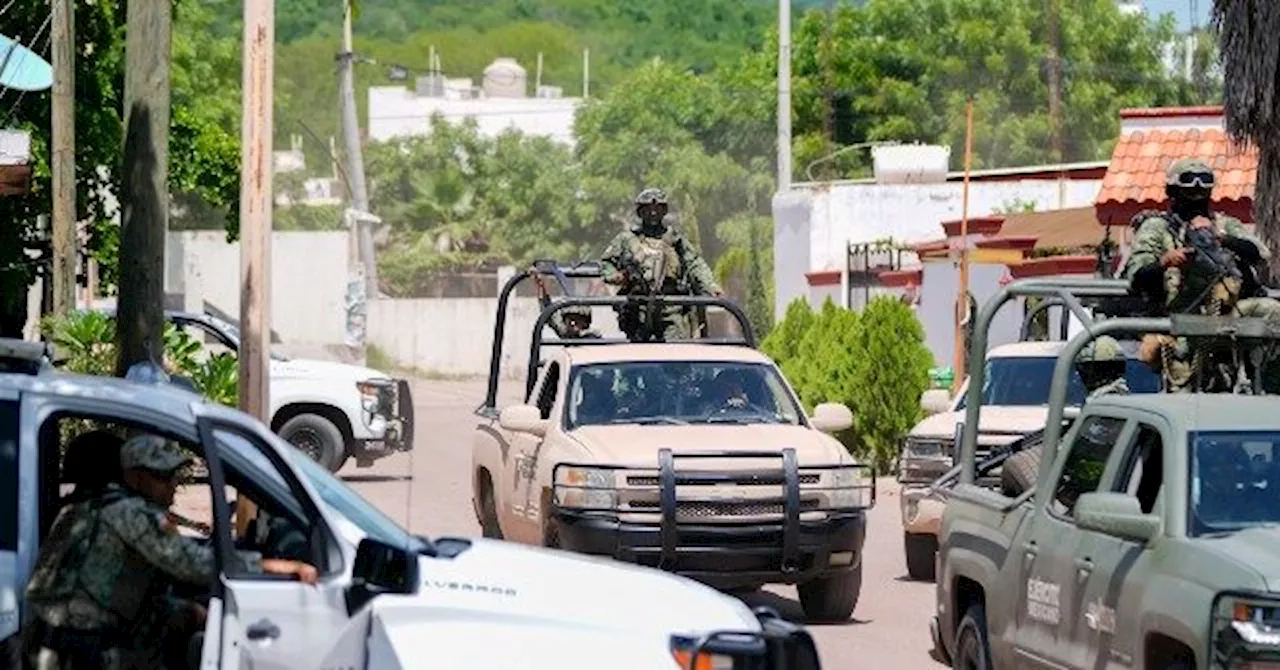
[40, 311, 239, 407]
[766, 295, 933, 472]
[847, 297, 933, 471]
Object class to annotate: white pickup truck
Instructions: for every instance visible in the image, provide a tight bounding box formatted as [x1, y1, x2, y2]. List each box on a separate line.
[105, 308, 414, 473]
[0, 340, 822, 670]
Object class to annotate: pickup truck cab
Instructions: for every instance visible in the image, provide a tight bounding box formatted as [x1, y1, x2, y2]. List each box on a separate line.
[102, 307, 414, 473]
[0, 339, 822, 669]
[934, 277, 1280, 670]
[471, 262, 875, 622]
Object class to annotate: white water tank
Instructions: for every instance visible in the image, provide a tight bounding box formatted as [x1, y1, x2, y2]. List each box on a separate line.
[871, 144, 951, 184]
[482, 57, 527, 98]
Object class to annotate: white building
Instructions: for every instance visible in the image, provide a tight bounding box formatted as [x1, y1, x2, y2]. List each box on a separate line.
[367, 57, 583, 147]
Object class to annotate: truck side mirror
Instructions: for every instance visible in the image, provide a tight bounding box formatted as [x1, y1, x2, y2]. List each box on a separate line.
[345, 537, 420, 615]
[920, 389, 951, 415]
[1074, 492, 1161, 544]
[499, 404, 549, 437]
[809, 403, 853, 433]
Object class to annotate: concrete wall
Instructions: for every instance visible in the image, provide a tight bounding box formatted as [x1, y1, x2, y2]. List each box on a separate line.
[919, 262, 1023, 368]
[165, 231, 353, 354]
[772, 190, 813, 322]
[367, 298, 624, 381]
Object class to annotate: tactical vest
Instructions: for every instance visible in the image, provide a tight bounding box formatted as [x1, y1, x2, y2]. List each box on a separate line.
[1131, 210, 1244, 315]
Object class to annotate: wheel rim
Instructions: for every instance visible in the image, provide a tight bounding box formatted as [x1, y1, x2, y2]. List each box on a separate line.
[289, 427, 325, 462]
[957, 629, 984, 670]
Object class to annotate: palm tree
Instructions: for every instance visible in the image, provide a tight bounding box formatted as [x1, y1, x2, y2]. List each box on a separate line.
[1212, 1, 1280, 280]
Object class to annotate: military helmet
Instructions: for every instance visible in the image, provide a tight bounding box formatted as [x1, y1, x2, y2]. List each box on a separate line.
[1165, 158, 1216, 190]
[1077, 336, 1124, 363]
[561, 304, 592, 320]
[634, 188, 668, 207]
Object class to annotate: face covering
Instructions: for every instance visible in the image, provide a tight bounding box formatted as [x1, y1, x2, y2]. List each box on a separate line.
[1170, 187, 1211, 221]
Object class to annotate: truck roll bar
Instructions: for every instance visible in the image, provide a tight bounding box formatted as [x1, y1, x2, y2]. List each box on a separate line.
[526, 295, 756, 400]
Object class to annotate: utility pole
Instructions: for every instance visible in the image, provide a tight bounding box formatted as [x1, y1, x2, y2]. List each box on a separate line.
[50, 0, 75, 316]
[1044, 0, 1065, 164]
[339, 0, 377, 299]
[236, 0, 274, 536]
[952, 98, 974, 395]
[114, 0, 171, 376]
[777, 0, 792, 191]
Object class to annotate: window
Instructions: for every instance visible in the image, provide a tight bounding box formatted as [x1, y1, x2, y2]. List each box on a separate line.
[564, 361, 805, 429]
[1188, 431, 1280, 536]
[1052, 416, 1125, 517]
[536, 363, 560, 420]
[1116, 425, 1164, 515]
[212, 428, 320, 576]
[957, 357, 1162, 410]
[0, 401, 17, 552]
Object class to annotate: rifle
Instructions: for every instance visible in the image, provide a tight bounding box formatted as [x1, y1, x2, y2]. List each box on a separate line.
[615, 253, 665, 342]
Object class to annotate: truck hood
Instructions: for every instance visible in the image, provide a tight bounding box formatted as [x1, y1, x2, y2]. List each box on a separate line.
[269, 358, 389, 383]
[909, 407, 1049, 443]
[1195, 526, 1280, 591]
[567, 423, 848, 466]
[367, 538, 759, 668]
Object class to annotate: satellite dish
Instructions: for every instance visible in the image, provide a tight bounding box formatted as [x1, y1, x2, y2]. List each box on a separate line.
[0, 33, 53, 92]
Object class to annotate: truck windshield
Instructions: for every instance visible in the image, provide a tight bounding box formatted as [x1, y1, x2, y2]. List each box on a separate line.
[565, 361, 805, 428]
[1188, 431, 1280, 536]
[956, 357, 1161, 409]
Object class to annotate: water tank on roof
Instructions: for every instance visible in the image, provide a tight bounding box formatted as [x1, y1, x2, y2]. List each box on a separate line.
[482, 57, 527, 98]
[871, 144, 951, 184]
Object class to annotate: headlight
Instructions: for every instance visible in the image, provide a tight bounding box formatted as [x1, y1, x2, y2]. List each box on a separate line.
[669, 636, 741, 670]
[815, 468, 872, 509]
[903, 438, 949, 460]
[553, 466, 618, 510]
[1213, 594, 1280, 667]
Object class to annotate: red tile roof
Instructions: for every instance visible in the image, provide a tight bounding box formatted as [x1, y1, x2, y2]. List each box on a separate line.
[1095, 117, 1257, 225]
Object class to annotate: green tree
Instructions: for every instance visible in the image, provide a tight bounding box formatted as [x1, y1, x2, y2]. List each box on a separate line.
[847, 297, 933, 470]
[761, 297, 814, 379]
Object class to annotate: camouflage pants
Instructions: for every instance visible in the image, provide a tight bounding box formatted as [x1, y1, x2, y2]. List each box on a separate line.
[620, 307, 692, 341]
[1159, 296, 1280, 393]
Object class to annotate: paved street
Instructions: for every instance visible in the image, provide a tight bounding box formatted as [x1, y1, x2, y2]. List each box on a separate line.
[339, 379, 945, 669]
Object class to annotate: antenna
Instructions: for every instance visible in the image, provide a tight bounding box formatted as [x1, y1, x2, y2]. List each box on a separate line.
[535, 51, 543, 91]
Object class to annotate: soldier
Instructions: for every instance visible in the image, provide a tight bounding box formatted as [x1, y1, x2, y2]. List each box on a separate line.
[600, 188, 723, 341]
[1123, 158, 1280, 392]
[1000, 337, 1130, 497]
[25, 435, 316, 669]
[533, 273, 601, 339]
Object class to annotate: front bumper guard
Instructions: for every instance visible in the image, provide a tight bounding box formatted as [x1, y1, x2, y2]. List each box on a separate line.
[552, 448, 875, 574]
[362, 378, 416, 451]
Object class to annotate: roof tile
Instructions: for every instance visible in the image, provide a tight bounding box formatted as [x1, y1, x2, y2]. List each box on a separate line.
[1096, 125, 1257, 211]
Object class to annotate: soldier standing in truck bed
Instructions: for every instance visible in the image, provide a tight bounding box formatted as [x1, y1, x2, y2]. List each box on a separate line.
[600, 188, 723, 341]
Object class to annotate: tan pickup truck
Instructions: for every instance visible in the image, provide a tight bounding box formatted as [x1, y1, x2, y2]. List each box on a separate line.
[471, 262, 876, 621]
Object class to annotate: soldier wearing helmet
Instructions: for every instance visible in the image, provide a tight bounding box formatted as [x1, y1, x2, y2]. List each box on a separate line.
[1075, 336, 1130, 400]
[1122, 158, 1280, 392]
[600, 188, 723, 342]
[532, 268, 601, 339]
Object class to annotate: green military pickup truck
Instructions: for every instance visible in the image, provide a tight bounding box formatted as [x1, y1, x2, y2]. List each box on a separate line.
[933, 277, 1280, 670]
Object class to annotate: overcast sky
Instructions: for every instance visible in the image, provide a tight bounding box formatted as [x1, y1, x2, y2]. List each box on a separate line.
[1143, 0, 1209, 31]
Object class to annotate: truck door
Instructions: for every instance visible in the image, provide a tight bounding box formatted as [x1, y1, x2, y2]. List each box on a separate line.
[0, 391, 20, 651]
[199, 417, 367, 670]
[1013, 414, 1131, 669]
[511, 361, 560, 544]
[1075, 417, 1166, 670]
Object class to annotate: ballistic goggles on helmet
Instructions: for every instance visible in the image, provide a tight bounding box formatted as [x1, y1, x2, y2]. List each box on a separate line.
[1172, 170, 1215, 189]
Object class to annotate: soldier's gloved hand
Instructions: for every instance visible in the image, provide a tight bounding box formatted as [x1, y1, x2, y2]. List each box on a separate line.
[1161, 248, 1191, 268]
[710, 287, 725, 298]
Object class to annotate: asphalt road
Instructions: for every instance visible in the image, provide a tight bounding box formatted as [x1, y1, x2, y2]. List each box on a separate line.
[339, 379, 946, 669]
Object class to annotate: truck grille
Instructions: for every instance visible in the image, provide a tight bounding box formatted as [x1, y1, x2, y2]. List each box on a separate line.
[628, 498, 821, 518]
[625, 473, 820, 487]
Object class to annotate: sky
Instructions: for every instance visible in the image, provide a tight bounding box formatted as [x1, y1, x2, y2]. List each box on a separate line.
[1143, 0, 1210, 32]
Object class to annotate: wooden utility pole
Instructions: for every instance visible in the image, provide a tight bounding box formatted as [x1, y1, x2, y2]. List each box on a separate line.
[1045, 0, 1065, 164]
[236, 0, 275, 537]
[952, 98, 974, 395]
[114, 0, 171, 376]
[338, 0, 377, 299]
[50, 0, 76, 316]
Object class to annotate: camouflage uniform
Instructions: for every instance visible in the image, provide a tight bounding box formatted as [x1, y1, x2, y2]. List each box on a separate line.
[25, 436, 263, 669]
[546, 304, 601, 340]
[1122, 158, 1280, 393]
[600, 188, 722, 341]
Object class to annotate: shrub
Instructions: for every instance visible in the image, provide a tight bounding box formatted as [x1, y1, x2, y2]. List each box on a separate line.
[39, 311, 238, 407]
[761, 297, 815, 381]
[847, 297, 933, 471]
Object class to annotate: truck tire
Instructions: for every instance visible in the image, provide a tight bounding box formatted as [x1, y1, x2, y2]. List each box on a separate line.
[278, 413, 345, 472]
[904, 532, 938, 581]
[478, 478, 504, 540]
[953, 603, 992, 670]
[797, 562, 862, 622]
[1001, 445, 1042, 497]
